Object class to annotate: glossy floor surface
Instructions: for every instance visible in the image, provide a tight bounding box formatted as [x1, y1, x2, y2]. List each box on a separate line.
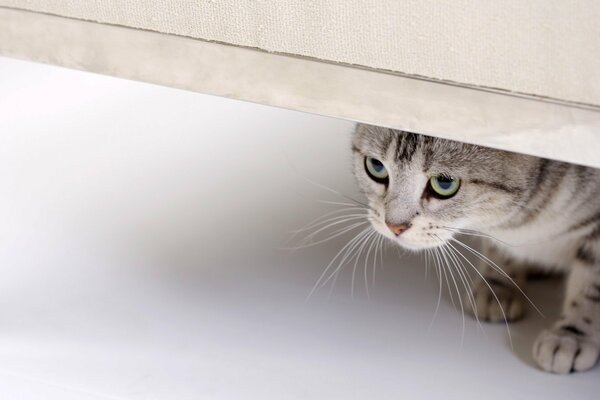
[0, 57, 598, 399]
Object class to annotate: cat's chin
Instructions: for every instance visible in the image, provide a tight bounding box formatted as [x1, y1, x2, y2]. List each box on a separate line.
[372, 225, 452, 252]
[394, 239, 446, 252]
[384, 234, 452, 252]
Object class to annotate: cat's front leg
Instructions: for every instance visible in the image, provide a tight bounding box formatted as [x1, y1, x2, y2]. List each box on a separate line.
[464, 242, 527, 322]
[533, 242, 600, 374]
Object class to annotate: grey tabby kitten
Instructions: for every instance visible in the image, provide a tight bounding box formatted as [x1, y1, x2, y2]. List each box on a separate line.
[352, 123, 600, 374]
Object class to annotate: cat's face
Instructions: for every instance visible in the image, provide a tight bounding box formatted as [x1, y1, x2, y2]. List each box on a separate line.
[352, 124, 533, 251]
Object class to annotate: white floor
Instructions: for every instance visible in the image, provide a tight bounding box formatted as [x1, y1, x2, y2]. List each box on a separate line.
[0, 57, 597, 399]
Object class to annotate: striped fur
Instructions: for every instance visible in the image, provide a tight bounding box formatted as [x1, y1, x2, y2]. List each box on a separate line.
[352, 124, 600, 374]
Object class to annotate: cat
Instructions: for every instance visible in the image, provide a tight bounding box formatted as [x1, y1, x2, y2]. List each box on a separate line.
[351, 123, 600, 374]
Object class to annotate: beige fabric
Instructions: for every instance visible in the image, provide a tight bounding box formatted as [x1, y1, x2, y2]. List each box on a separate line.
[1, 0, 599, 107]
[2, 7, 600, 169]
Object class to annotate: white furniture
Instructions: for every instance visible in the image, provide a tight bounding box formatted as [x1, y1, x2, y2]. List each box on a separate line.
[1, 2, 599, 167]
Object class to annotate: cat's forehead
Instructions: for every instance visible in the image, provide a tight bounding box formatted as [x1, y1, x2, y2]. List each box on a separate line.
[353, 124, 475, 169]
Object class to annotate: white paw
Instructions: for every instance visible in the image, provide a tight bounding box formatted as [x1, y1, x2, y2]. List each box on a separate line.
[464, 280, 525, 322]
[533, 329, 600, 374]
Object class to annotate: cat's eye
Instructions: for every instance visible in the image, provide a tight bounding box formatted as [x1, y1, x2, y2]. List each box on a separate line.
[365, 157, 389, 184]
[429, 175, 460, 198]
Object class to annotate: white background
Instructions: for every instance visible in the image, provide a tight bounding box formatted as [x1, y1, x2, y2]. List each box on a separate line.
[0, 56, 597, 399]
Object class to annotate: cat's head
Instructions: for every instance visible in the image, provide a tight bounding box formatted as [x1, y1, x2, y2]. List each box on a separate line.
[352, 124, 533, 250]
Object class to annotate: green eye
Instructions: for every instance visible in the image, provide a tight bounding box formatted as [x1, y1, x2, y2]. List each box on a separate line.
[365, 157, 389, 183]
[429, 175, 460, 198]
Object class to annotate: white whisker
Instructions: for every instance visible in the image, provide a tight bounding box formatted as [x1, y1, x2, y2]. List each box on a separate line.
[296, 175, 373, 210]
[428, 247, 444, 333]
[434, 236, 467, 349]
[318, 228, 374, 293]
[292, 209, 368, 233]
[318, 200, 369, 208]
[285, 221, 368, 251]
[444, 241, 487, 337]
[441, 226, 518, 247]
[351, 230, 377, 298]
[443, 242, 479, 318]
[445, 240, 514, 349]
[296, 215, 369, 244]
[369, 236, 379, 291]
[451, 238, 543, 317]
[306, 226, 372, 301]
[362, 231, 378, 298]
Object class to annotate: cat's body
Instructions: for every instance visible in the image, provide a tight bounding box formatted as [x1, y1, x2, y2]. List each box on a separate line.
[352, 124, 600, 374]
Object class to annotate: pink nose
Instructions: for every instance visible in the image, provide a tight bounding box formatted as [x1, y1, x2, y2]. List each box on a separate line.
[386, 222, 410, 236]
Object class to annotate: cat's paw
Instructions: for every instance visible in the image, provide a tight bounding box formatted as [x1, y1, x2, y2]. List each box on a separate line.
[464, 279, 525, 322]
[533, 328, 600, 374]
